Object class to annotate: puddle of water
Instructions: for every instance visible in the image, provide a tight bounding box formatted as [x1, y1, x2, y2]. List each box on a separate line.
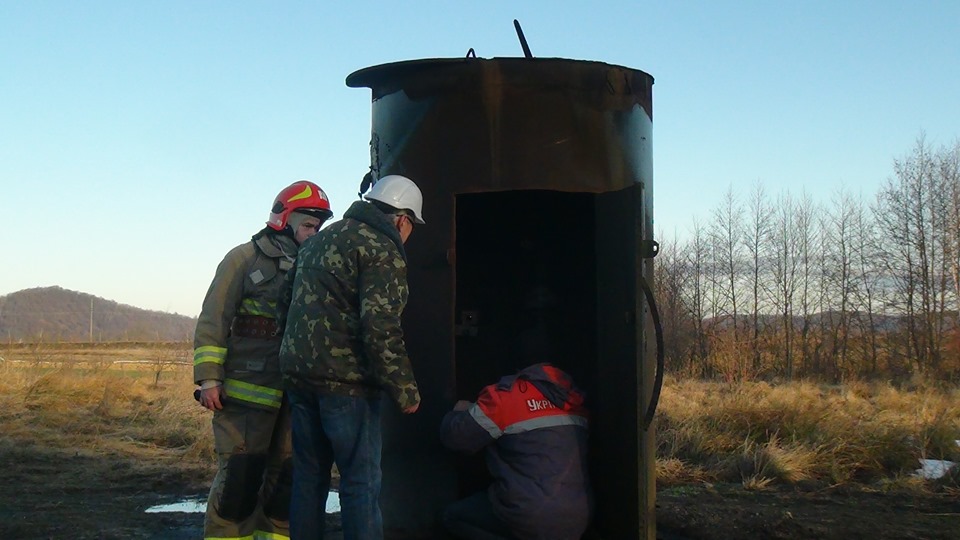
[146, 492, 341, 514]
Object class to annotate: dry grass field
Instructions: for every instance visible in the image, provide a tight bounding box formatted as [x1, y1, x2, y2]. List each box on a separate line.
[0, 344, 958, 539]
[656, 376, 960, 489]
[0, 344, 212, 539]
[654, 376, 960, 539]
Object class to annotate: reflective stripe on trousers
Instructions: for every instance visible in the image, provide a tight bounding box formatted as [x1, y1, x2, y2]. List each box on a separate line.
[224, 378, 283, 409]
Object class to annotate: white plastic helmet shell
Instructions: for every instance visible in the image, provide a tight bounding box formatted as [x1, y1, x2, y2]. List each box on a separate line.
[364, 174, 426, 224]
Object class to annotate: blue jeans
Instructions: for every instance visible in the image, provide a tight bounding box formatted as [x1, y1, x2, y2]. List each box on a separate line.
[287, 388, 383, 540]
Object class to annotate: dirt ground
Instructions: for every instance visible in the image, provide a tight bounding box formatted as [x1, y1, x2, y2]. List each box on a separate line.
[656, 483, 959, 540]
[2, 439, 958, 540]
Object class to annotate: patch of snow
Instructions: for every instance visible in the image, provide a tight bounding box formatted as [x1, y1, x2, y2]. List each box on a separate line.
[326, 490, 340, 513]
[146, 491, 341, 514]
[915, 459, 957, 480]
[145, 499, 206, 513]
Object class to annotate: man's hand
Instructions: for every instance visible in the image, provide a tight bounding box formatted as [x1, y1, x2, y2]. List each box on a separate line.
[199, 385, 226, 411]
[453, 400, 472, 411]
[403, 402, 420, 414]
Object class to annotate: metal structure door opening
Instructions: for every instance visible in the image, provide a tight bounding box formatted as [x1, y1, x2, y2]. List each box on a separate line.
[454, 190, 598, 400]
[453, 189, 598, 496]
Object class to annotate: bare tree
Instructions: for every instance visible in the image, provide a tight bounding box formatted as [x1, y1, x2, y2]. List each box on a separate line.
[939, 141, 960, 333]
[769, 191, 811, 379]
[149, 343, 190, 387]
[710, 185, 746, 377]
[28, 331, 62, 369]
[687, 219, 711, 375]
[928, 143, 953, 374]
[793, 192, 820, 377]
[744, 181, 773, 373]
[653, 230, 694, 374]
[813, 211, 838, 378]
[823, 187, 857, 378]
[875, 135, 953, 373]
[850, 191, 882, 375]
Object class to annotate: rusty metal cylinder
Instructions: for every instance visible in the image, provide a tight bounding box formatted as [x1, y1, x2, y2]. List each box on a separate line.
[348, 57, 656, 539]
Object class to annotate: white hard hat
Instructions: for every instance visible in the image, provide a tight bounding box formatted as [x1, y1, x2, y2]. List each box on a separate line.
[364, 174, 426, 224]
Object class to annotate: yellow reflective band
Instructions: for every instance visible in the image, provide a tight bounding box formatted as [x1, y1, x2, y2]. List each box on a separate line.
[287, 184, 312, 202]
[254, 531, 290, 540]
[202, 533, 289, 540]
[224, 378, 283, 409]
[239, 298, 277, 317]
[193, 346, 227, 366]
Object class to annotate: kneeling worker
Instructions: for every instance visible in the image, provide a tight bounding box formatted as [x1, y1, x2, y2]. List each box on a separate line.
[439, 362, 593, 540]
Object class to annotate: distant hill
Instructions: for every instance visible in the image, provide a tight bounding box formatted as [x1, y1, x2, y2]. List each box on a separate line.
[704, 311, 912, 332]
[703, 310, 959, 334]
[0, 286, 196, 343]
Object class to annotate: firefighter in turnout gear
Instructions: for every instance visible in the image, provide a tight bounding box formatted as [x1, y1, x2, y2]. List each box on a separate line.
[194, 180, 333, 540]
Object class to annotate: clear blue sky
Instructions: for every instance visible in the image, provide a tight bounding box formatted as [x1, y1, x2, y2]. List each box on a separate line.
[1, 1, 958, 317]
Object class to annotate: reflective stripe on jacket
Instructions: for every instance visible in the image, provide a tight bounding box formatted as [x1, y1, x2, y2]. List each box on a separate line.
[194, 231, 298, 411]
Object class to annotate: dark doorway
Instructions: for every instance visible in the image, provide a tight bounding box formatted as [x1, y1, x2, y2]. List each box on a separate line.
[452, 189, 598, 495]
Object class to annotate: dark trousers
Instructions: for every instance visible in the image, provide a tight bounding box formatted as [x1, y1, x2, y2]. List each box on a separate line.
[442, 491, 516, 540]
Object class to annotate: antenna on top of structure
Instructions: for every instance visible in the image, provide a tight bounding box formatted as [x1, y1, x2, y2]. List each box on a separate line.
[513, 19, 533, 58]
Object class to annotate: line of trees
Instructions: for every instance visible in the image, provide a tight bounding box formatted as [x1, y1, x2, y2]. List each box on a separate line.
[653, 136, 960, 382]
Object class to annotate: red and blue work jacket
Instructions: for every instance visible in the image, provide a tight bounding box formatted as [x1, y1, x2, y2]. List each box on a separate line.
[439, 363, 593, 540]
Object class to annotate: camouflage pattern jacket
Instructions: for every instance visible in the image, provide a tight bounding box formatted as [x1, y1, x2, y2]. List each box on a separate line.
[193, 230, 299, 412]
[278, 200, 420, 410]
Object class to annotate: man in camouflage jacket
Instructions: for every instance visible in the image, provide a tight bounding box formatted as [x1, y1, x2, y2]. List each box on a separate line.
[278, 174, 424, 540]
